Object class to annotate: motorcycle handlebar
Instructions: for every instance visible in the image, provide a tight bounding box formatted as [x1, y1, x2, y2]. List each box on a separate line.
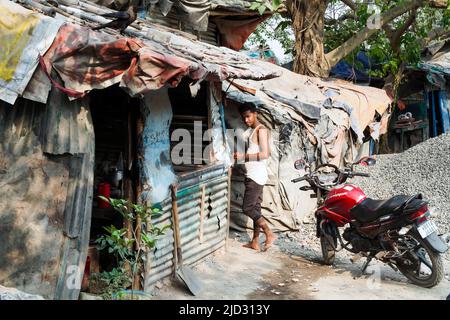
[291, 170, 368, 187]
[351, 172, 370, 177]
[291, 176, 307, 183]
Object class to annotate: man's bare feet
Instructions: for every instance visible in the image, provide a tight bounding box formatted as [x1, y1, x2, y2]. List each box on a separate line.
[243, 241, 260, 251]
[263, 232, 277, 251]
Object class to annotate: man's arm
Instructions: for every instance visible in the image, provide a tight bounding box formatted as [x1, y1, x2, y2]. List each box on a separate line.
[245, 127, 269, 161]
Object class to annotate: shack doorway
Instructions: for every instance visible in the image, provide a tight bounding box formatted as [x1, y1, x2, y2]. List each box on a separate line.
[87, 85, 141, 281]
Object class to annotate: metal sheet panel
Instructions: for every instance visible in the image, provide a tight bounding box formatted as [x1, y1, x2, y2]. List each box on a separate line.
[0, 95, 94, 300]
[144, 164, 229, 290]
[440, 91, 450, 133]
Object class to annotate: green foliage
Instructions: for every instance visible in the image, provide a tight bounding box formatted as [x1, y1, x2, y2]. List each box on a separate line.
[244, 13, 295, 59]
[93, 197, 171, 299]
[95, 225, 134, 261]
[249, 0, 282, 15]
[326, 1, 450, 78]
[246, 0, 450, 79]
[90, 267, 131, 300]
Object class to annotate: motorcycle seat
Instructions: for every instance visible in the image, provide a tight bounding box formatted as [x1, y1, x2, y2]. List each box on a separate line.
[350, 195, 412, 223]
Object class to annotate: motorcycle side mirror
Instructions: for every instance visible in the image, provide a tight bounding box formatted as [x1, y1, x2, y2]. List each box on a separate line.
[357, 156, 377, 167]
[294, 159, 308, 170]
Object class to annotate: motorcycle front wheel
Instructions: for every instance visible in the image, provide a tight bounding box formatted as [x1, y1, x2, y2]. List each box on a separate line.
[396, 231, 444, 288]
[320, 234, 336, 265]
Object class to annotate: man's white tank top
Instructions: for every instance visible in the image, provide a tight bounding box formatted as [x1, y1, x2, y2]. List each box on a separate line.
[243, 124, 268, 186]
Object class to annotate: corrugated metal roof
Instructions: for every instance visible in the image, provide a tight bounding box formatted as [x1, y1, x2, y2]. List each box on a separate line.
[420, 41, 450, 77]
[1, 0, 280, 105]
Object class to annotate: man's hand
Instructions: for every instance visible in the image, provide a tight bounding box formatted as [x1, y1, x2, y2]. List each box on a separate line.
[233, 152, 244, 161]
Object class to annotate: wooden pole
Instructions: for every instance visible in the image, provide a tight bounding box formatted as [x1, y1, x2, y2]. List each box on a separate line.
[199, 185, 206, 243]
[225, 167, 232, 250]
[133, 108, 144, 291]
[123, 111, 134, 285]
[170, 184, 181, 276]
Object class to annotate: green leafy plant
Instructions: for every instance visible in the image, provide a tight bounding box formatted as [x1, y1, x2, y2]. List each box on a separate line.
[91, 197, 171, 299]
[249, 0, 282, 16]
[90, 267, 131, 300]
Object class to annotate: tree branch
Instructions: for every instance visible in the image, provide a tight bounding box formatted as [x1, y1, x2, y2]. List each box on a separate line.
[393, 10, 417, 42]
[384, 9, 417, 54]
[325, 12, 358, 25]
[340, 0, 358, 11]
[326, 0, 426, 68]
[429, 0, 448, 8]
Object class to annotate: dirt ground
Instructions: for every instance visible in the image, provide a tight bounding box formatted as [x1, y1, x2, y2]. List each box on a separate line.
[152, 230, 450, 300]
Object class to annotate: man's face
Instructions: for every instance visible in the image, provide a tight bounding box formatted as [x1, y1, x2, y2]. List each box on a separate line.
[241, 110, 257, 127]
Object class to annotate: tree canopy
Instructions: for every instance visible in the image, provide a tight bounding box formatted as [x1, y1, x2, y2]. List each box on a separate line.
[246, 0, 450, 80]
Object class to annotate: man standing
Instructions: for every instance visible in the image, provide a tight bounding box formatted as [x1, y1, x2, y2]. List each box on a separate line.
[233, 103, 276, 251]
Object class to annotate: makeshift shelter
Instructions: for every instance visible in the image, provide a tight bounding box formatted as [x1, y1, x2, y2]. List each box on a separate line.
[222, 64, 392, 232]
[417, 41, 450, 136]
[387, 41, 450, 152]
[0, 0, 392, 300]
[0, 0, 278, 299]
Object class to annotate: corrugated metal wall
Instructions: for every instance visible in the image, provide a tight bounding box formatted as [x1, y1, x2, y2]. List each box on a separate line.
[0, 89, 94, 300]
[144, 8, 218, 46]
[144, 164, 229, 289]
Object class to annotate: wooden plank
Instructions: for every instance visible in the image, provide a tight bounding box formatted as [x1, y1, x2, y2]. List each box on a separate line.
[123, 110, 134, 287]
[199, 185, 206, 243]
[225, 167, 232, 250]
[134, 109, 145, 290]
[170, 184, 181, 277]
[172, 114, 207, 121]
[207, 83, 215, 164]
[229, 81, 257, 95]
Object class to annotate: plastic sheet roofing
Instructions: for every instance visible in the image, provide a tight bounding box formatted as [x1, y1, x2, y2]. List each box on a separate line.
[0, 0, 280, 104]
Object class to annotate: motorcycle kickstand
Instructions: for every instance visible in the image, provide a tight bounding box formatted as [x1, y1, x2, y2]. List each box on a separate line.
[361, 255, 373, 275]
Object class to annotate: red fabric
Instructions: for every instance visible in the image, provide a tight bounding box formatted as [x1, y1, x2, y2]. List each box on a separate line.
[43, 24, 143, 90]
[39, 22, 279, 98]
[213, 15, 270, 51]
[41, 23, 207, 96]
[122, 48, 198, 95]
[38, 55, 85, 98]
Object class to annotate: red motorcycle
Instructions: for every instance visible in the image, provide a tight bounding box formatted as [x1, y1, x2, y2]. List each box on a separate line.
[291, 157, 448, 288]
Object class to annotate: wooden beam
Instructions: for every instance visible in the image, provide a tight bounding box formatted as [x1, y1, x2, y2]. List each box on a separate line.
[170, 184, 181, 276]
[225, 167, 232, 250]
[199, 185, 206, 243]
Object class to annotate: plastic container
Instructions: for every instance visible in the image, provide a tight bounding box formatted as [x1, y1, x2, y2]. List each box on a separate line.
[97, 182, 111, 208]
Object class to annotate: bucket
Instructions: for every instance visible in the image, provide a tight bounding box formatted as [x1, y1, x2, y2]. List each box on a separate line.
[98, 183, 111, 208]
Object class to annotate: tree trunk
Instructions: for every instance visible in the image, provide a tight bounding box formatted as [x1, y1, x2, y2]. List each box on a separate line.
[286, 0, 330, 77]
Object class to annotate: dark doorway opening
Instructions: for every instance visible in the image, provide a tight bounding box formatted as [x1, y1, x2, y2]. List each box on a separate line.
[87, 85, 140, 280]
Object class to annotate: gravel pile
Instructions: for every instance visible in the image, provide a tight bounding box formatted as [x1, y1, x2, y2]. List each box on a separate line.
[352, 133, 450, 236]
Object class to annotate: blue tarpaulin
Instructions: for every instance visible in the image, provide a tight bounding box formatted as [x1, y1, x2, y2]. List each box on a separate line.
[329, 52, 372, 83]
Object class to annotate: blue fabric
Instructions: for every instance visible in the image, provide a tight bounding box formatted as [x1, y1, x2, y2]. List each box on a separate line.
[329, 51, 373, 82]
[330, 60, 371, 82]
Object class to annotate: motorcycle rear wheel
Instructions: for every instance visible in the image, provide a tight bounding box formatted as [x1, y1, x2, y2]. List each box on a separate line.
[396, 231, 444, 288]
